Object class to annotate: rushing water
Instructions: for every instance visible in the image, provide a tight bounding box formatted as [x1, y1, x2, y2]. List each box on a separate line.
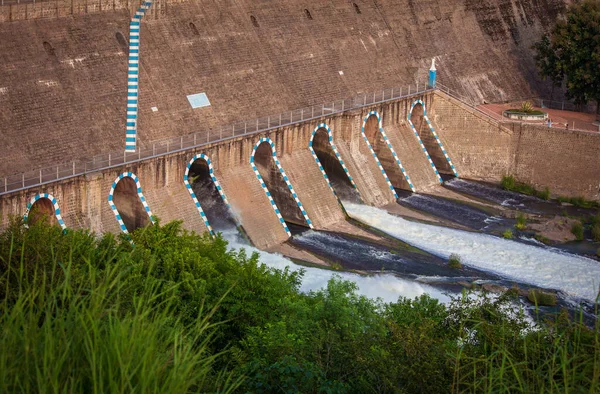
[221, 229, 452, 303]
[344, 202, 600, 302]
[398, 193, 496, 230]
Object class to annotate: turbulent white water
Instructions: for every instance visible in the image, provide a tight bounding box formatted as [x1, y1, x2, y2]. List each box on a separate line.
[345, 203, 600, 302]
[221, 229, 451, 304]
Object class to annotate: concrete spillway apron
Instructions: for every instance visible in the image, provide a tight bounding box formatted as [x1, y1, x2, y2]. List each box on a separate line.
[407, 99, 458, 181]
[250, 138, 313, 235]
[361, 111, 416, 193]
[184, 153, 240, 237]
[125, 1, 153, 152]
[308, 123, 360, 198]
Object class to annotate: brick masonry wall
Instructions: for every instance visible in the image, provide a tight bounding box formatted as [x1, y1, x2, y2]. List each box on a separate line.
[0, 0, 568, 178]
[510, 124, 600, 201]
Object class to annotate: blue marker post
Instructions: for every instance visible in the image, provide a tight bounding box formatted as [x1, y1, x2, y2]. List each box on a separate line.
[428, 58, 437, 89]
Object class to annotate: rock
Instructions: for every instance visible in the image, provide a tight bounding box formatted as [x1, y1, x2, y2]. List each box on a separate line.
[527, 289, 557, 306]
[481, 283, 509, 294]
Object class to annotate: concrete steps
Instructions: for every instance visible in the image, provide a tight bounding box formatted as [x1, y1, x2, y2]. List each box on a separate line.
[384, 123, 441, 191]
[334, 137, 396, 207]
[278, 149, 345, 229]
[217, 164, 289, 249]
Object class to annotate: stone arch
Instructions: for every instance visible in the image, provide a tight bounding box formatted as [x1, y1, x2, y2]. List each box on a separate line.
[408, 100, 459, 180]
[308, 123, 360, 198]
[23, 193, 66, 231]
[250, 137, 313, 234]
[108, 172, 154, 234]
[362, 111, 416, 192]
[184, 153, 237, 234]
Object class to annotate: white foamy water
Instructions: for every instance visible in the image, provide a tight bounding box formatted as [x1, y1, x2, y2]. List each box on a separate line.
[345, 203, 600, 302]
[222, 229, 451, 304]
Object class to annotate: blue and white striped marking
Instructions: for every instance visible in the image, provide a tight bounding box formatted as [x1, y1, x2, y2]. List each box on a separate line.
[308, 123, 360, 198]
[250, 138, 313, 236]
[184, 153, 238, 236]
[108, 172, 155, 234]
[24, 193, 67, 231]
[361, 114, 399, 199]
[125, 1, 153, 152]
[408, 99, 458, 180]
[363, 111, 416, 193]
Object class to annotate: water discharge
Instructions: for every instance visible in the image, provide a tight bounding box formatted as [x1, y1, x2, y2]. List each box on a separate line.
[221, 229, 451, 303]
[344, 202, 600, 302]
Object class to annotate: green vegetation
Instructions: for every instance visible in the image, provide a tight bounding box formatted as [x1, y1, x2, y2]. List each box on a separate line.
[501, 176, 551, 200]
[505, 101, 546, 115]
[590, 213, 600, 242]
[527, 289, 558, 307]
[572, 222, 585, 241]
[534, 234, 552, 245]
[1, 219, 600, 392]
[515, 212, 527, 231]
[448, 253, 462, 269]
[502, 229, 514, 239]
[558, 195, 600, 209]
[533, 0, 600, 109]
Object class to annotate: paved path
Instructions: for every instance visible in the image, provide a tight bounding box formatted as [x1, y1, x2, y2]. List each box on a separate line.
[478, 102, 599, 132]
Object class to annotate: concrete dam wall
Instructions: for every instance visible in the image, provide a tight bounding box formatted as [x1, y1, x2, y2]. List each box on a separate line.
[0, 0, 569, 177]
[2, 91, 599, 250]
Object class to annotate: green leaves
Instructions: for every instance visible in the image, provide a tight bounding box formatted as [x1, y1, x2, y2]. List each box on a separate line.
[533, 0, 600, 104]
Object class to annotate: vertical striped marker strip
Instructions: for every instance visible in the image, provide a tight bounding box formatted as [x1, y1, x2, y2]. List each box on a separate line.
[361, 114, 399, 199]
[184, 153, 239, 235]
[125, 1, 153, 153]
[308, 123, 360, 198]
[408, 99, 459, 182]
[108, 172, 155, 234]
[407, 100, 443, 183]
[24, 193, 67, 231]
[365, 111, 416, 192]
[250, 138, 313, 236]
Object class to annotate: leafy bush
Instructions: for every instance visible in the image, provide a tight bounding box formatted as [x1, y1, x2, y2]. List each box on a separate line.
[448, 253, 462, 269]
[520, 101, 534, 113]
[501, 175, 516, 191]
[2, 220, 600, 393]
[515, 213, 527, 230]
[502, 229, 514, 239]
[591, 214, 600, 242]
[571, 222, 584, 240]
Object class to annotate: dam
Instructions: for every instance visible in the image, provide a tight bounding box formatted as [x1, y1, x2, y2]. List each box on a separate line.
[1, 0, 600, 303]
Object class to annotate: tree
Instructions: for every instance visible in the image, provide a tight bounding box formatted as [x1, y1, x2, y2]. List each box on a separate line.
[533, 0, 600, 118]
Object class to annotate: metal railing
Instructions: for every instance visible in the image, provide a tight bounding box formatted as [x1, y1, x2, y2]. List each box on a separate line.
[1, 83, 434, 196]
[531, 98, 598, 114]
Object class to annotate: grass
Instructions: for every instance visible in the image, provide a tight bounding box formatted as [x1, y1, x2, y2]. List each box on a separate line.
[2, 219, 600, 393]
[527, 289, 557, 306]
[591, 214, 600, 242]
[448, 253, 462, 269]
[502, 229, 514, 239]
[572, 222, 585, 241]
[534, 234, 552, 245]
[557, 195, 600, 209]
[501, 176, 551, 200]
[515, 213, 527, 231]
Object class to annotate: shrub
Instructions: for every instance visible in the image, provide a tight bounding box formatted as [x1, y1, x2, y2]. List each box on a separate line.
[448, 254, 462, 269]
[520, 101, 534, 113]
[571, 222, 584, 241]
[515, 213, 527, 231]
[501, 175, 516, 191]
[527, 289, 557, 306]
[502, 229, 514, 239]
[536, 187, 551, 200]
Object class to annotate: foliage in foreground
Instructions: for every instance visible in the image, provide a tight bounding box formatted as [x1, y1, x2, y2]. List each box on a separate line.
[1, 219, 600, 393]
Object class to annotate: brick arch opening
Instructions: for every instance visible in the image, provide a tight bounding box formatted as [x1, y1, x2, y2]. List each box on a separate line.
[109, 175, 153, 233]
[362, 113, 414, 192]
[251, 139, 312, 229]
[24, 194, 67, 231]
[310, 126, 361, 203]
[26, 198, 57, 226]
[186, 154, 236, 232]
[409, 101, 458, 179]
